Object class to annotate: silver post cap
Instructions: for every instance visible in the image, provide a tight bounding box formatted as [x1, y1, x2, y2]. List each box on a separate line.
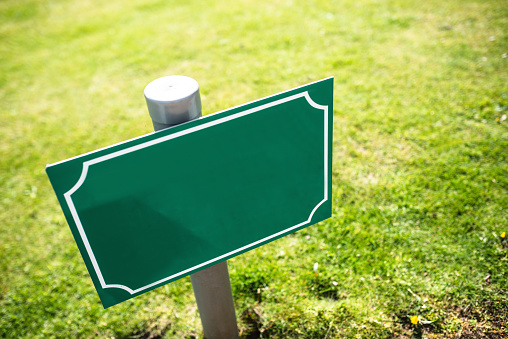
[144, 75, 202, 130]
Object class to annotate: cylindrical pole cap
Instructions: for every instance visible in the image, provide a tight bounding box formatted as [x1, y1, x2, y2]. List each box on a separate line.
[144, 75, 202, 130]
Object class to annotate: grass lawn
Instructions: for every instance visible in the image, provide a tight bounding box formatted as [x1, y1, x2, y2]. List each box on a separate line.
[1, 0, 507, 337]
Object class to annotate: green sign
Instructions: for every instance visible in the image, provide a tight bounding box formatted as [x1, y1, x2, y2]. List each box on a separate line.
[46, 77, 333, 308]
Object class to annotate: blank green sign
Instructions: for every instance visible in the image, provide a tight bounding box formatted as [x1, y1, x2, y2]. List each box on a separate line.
[46, 77, 333, 308]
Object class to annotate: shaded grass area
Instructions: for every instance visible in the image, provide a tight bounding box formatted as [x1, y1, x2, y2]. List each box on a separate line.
[1, 0, 507, 337]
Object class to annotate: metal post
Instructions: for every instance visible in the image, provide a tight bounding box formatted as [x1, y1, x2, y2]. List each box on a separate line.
[144, 75, 239, 339]
[190, 261, 239, 339]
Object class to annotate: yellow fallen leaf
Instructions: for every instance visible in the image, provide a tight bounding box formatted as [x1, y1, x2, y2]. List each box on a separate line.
[410, 315, 418, 325]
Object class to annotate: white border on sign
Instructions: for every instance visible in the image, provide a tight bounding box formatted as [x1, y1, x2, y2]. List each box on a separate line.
[63, 90, 329, 294]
